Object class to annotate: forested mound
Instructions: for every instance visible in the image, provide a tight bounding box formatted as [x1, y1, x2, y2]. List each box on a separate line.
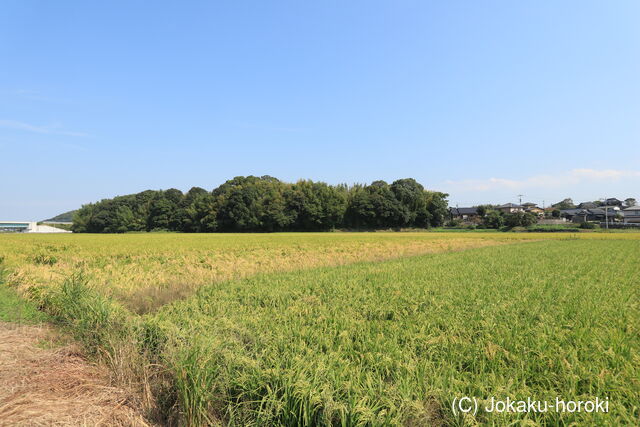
[72, 176, 448, 233]
[43, 210, 76, 223]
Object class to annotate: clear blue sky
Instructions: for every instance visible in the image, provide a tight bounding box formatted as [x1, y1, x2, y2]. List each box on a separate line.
[1, 1, 639, 220]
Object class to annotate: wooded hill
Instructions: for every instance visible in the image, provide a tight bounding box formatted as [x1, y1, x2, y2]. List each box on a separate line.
[43, 210, 76, 223]
[72, 176, 448, 233]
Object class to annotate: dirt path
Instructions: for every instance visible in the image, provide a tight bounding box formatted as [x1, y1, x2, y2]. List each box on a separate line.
[0, 322, 150, 426]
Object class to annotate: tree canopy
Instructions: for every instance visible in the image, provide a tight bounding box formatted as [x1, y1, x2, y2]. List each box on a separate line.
[72, 176, 449, 233]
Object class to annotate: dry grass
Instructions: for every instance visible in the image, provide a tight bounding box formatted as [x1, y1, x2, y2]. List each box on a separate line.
[0, 322, 150, 426]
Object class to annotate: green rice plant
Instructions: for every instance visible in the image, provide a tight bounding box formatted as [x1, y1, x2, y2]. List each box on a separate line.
[150, 239, 639, 425]
[30, 252, 58, 265]
[171, 341, 222, 426]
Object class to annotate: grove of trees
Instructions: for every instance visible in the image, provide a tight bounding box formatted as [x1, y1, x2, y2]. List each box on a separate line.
[466, 207, 538, 229]
[72, 176, 449, 233]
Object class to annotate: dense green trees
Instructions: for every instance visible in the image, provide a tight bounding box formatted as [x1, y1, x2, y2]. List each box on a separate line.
[480, 209, 538, 229]
[503, 211, 538, 228]
[482, 211, 505, 229]
[285, 180, 348, 231]
[72, 176, 449, 233]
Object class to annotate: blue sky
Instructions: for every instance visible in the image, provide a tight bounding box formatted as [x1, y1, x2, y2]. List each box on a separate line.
[1, 1, 639, 220]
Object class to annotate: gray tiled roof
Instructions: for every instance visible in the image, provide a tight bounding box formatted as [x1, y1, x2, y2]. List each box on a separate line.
[449, 207, 478, 215]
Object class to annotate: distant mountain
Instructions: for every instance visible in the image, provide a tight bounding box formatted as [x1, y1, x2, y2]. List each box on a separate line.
[43, 210, 76, 223]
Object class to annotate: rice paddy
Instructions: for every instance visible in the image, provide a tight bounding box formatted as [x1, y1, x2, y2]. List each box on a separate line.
[1, 232, 638, 425]
[2, 232, 519, 312]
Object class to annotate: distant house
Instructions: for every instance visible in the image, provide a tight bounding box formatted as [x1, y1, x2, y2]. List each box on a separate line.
[496, 203, 524, 214]
[449, 207, 479, 222]
[577, 202, 597, 209]
[521, 202, 537, 209]
[604, 198, 623, 207]
[562, 208, 618, 223]
[525, 207, 545, 216]
[559, 209, 581, 220]
[622, 206, 640, 224]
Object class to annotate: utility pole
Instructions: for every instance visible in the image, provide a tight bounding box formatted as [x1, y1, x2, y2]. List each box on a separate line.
[601, 197, 609, 230]
[517, 194, 524, 205]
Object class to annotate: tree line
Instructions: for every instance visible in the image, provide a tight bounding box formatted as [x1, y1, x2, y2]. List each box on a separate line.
[72, 176, 449, 233]
[475, 206, 538, 229]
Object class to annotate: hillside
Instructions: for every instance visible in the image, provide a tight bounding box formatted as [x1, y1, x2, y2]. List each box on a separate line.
[43, 210, 76, 223]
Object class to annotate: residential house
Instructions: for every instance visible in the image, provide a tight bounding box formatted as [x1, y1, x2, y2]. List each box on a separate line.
[577, 202, 597, 209]
[525, 206, 545, 216]
[623, 206, 640, 224]
[449, 207, 480, 222]
[559, 209, 581, 221]
[562, 208, 618, 223]
[497, 203, 524, 214]
[604, 198, 623, 207]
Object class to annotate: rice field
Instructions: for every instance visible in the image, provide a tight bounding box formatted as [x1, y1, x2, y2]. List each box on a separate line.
[1, 232, 638, 425]
[2, 232, 521, 312]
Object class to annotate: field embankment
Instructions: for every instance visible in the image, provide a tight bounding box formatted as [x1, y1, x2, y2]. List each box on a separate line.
[0, 260, 150, 426]
[0, 322, 150, 426]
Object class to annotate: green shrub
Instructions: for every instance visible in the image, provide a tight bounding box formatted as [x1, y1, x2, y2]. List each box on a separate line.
[579, 222, 597, 229]
[31, 253, 58, 266]
[483, 211, 504, 228]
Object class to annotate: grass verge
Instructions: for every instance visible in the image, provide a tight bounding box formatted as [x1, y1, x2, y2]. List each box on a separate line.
[0, 258, 48, 323]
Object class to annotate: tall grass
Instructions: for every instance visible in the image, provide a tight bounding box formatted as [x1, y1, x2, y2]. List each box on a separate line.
[0, 256, 49, 323]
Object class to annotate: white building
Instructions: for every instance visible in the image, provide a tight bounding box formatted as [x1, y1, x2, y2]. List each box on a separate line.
[622, 206, 640, 224]
[0, 221, 71, 233]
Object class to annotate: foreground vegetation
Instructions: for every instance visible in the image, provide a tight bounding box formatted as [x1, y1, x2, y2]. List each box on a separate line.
[1, 232, 638, 425]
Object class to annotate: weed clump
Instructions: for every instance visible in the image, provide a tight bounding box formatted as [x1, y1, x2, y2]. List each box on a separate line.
[31, 253, 58, 266]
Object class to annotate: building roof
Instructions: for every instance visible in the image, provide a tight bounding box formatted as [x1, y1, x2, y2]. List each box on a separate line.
[499, 203, 522, 208]
[577, 202, 597, 209]
[560, 209, 581, 215]
[604, 198, 623, 205]
[623, 205, 640, 211]
[561, 208, 617, 217]
[449, 207, 478, 215]
[521, 202, 537, 207]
